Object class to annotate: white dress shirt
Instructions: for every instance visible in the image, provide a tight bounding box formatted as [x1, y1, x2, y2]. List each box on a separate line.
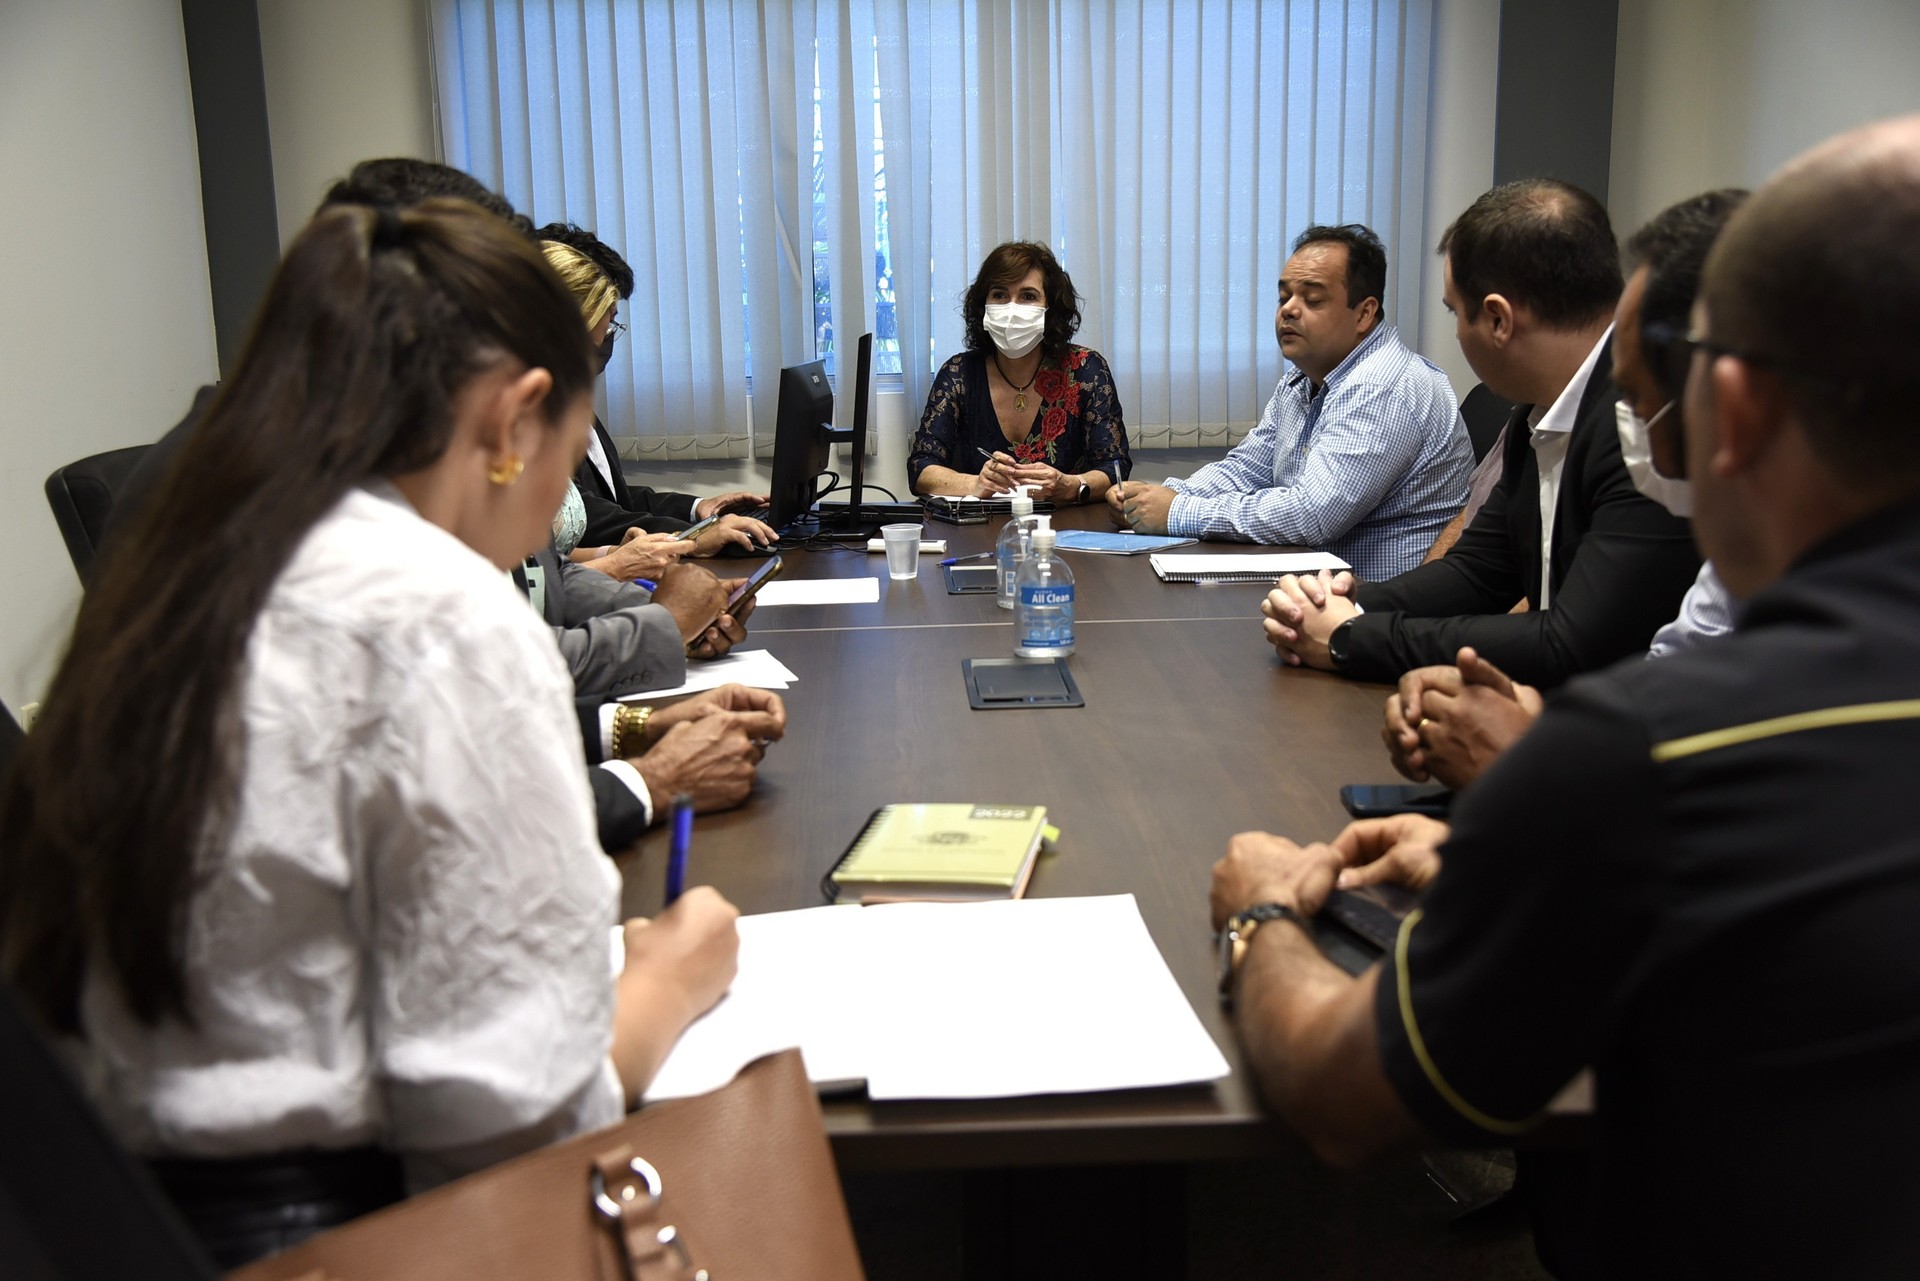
[1529, 327, 1613, 609]
[78, 484, 623, 1188]
[584, 422, 618, 495]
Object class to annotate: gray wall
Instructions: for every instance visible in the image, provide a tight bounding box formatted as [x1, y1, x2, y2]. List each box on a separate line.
[181, 0, 282, 375]
[0, 1, 219, 714]
[1610, 0, 1920, 234]
[1494, 0, 1620, 201]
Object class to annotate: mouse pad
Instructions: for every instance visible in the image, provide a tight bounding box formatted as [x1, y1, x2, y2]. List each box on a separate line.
[962, 658, 1084, 709]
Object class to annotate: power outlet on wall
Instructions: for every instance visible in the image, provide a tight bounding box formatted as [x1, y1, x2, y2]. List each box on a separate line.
[19, 702, 40, 731]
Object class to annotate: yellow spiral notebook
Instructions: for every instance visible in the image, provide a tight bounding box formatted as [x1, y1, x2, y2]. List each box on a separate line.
[822, 804, 1051, 904]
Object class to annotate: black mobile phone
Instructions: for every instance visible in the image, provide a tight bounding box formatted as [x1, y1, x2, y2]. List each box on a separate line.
[1339, 783, 1454, 819]
[686, 555, 786, 657]
[726, 554, 785, 609]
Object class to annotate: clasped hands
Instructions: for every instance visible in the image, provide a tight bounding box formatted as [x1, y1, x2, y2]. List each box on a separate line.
[629, 683, 788, 816]
[1209, 813, 1450, 929]
[1383, 647, 1543, 790]
[1260, 569, 1360, 669]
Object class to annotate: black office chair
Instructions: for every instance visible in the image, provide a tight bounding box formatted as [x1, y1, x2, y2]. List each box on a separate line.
[1459, 382, 1517, 464]
[0, 983, 219, 1280]
[44, 445, 151, 582]
[0, 703, 22, 781]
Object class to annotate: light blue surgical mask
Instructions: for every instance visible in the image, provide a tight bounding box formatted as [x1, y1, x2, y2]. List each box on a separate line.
[1615, 399, 1691, 517]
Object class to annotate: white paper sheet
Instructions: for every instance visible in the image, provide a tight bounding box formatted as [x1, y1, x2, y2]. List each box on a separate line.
[617, 648, 799, 701]
[643, 895, 1230, 1103]
[752, 577, 883, 608]
[1148, 551, 1351, 577]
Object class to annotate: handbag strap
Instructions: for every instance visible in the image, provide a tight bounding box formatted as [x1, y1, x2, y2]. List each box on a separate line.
[592, 1144, 707, 1281]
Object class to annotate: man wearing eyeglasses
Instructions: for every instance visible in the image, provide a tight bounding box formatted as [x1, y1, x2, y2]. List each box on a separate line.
[1211, 115, 1920, 1277]
[1261, 179, 1702, 689]
[538, 222, 774, 552]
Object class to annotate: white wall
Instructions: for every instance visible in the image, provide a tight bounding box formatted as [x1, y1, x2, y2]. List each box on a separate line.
[1611, 0, 1920, 235]
[257, 0, 439, 248]
[1416, 0, 1502, 399]
[0, 1, 218, 713]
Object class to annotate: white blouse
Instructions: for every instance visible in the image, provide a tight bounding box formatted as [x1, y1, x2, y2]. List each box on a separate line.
[78, 484, 623, 1187]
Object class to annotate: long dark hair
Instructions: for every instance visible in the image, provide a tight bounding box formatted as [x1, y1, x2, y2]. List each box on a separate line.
[962, 241, 1083, 365]
[0, 199, 593, 1033]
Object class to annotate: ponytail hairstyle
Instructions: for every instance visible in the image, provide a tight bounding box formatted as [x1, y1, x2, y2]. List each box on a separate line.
[0, 198, 593, 1033]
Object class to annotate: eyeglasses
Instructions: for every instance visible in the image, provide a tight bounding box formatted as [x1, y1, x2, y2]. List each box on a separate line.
[1641, 319, 1860, 415]
[1639, 321, 1775, 371]
[604, 318, 627, 341]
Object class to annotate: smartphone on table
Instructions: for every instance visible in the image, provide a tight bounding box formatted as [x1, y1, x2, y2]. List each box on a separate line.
[1338, 783, 1454, 819]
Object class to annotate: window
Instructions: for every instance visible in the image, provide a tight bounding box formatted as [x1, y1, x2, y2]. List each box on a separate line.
[434, 1, 1432, 454]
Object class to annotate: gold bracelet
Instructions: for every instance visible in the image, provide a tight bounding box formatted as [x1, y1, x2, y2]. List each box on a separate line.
[612, 704, 654, 759]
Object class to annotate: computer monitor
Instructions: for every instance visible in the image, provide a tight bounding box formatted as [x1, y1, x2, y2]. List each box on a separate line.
[766, 360, 834, 531]
[815, 333, 873, 536]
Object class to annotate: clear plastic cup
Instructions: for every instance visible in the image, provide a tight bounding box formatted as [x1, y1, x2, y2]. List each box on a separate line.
[881, 523, 923, 580]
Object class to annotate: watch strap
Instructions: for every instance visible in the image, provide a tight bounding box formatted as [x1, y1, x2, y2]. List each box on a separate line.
[1328, 618, 1356, 669]
[1216, 901, 1307, 1000]
[611, 704, 654, 760]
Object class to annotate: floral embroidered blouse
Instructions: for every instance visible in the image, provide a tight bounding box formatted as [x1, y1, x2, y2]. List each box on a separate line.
[908, 345, 1131, 493]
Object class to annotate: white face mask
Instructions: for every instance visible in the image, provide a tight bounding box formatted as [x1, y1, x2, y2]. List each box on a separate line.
[1615, 398, 1692, 517]
[983, 302, 1047, 358]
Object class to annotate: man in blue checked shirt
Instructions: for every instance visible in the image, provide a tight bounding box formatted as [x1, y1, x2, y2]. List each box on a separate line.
[1107, 225, 1472, 580]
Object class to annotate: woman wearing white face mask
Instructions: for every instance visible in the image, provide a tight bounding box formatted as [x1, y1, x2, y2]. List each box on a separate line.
[909, 241, 1131, 501]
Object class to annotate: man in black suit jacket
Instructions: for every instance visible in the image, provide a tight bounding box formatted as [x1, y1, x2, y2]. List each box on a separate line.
[538, 223, 774, 549]
[1262, 180, 1700, 688]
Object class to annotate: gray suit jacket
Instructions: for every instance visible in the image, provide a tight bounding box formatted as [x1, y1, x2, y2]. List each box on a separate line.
[525, 543, 687, 701]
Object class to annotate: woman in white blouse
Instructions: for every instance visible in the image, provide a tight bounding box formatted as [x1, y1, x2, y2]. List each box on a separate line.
[0, 199, 739, 1267]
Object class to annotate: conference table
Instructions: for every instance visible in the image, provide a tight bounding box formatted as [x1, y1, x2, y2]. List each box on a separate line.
[615, 501, 1399, 1174]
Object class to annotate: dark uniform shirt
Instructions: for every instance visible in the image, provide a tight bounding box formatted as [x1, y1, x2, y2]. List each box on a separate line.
[1373, 495, 1920, 1278]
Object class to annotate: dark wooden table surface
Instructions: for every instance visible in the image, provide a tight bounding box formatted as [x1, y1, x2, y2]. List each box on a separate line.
[618, 504, 1398, 1171]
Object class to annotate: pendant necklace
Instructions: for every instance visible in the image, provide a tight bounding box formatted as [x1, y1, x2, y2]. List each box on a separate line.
[993, 352, 1040, 412]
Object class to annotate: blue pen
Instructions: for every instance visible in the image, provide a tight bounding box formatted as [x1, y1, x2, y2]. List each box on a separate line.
[633, 577, 657, 592]
[664, 794, 694, 906]
[939, 551, 996, 567]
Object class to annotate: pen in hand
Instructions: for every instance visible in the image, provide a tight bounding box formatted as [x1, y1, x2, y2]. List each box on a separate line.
[665, 794, 694, 906]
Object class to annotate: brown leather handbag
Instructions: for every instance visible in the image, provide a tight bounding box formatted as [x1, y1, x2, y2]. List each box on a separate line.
[230, 1050, 864, 1280]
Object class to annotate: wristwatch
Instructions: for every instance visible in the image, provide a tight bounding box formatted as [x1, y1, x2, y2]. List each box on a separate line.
[1327, 618, 1357, 669]
[1075, 480, 1091, 504]
[1216, 902, 1307, 1001]
[611, 703, 654, 759]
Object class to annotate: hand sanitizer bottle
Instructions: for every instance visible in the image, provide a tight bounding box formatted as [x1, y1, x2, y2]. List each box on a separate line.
[1015, 517, 1075, 657]
[995, 484, 1038, 611]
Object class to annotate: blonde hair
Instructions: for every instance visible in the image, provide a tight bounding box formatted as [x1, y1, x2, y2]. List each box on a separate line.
[540, 239, 618, 331]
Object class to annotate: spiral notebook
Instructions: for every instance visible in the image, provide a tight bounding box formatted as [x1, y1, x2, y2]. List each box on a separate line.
[822, 803, 1050, 904]
[1148, 551, 1350, 583]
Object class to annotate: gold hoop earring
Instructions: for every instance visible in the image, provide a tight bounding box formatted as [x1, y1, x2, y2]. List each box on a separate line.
[488, 456, 525, 486]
